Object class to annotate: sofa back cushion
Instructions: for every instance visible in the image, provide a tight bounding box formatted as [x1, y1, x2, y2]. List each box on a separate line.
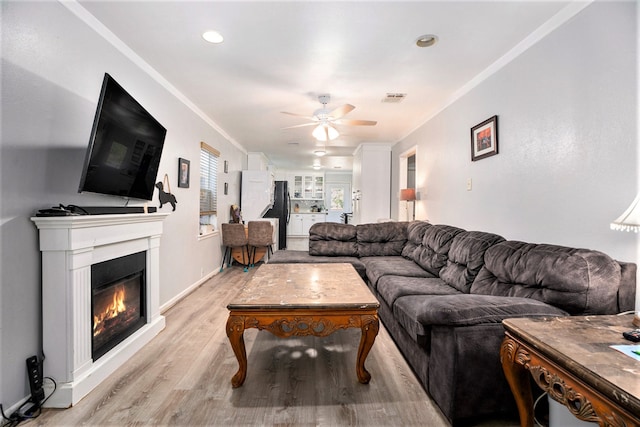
[471, 241, 622, 315]
[439, 231, 505, 293]
[356, 222, 408, 257]
[413, 224, 466, 276]
[309, 222, 358, 256]
[402, 221, 432, 259]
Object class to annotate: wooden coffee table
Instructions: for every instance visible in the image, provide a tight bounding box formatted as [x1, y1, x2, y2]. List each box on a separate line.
[226, 263, 380, 387]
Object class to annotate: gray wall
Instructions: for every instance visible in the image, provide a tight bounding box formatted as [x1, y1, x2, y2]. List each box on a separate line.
[393, 1, 638, 267]
[1, 1, 245, 409]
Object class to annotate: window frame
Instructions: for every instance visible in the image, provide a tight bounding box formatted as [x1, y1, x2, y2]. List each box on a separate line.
[199, 142, 220, 234]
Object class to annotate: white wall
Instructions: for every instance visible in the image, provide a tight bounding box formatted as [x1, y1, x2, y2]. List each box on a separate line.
[392, 1, 637, 265]
[1, 1, 245, 409]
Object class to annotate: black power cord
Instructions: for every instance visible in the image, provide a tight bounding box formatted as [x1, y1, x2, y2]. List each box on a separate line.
[0, 377, 57, 427]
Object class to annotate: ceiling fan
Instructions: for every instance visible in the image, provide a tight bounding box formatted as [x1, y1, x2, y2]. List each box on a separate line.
[281, 94, 377, 141]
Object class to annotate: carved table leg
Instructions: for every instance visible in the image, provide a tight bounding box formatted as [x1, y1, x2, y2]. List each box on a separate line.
[501, 336, 534, 427]
[226, 315, 247, 388]
[356, 314, 379, 384]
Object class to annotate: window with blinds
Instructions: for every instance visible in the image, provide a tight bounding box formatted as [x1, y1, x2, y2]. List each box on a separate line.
[200, 142, 219, 223]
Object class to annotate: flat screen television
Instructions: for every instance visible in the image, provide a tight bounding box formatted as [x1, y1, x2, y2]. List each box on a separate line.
[78, 73, 166, 201]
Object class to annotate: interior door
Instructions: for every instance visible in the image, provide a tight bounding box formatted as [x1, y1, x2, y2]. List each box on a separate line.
[325, 183, 351, 223]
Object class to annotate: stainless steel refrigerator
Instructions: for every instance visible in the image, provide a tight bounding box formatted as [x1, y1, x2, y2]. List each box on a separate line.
[262, 181, 289, 249]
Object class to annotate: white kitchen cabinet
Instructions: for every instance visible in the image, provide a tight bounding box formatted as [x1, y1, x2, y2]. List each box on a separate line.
[352, 143, 392, 224]
[302, 213, 325, 234]
[288, 214, 304, 235]
[287, 213, 326, 236]
[289, 173, 324, 200]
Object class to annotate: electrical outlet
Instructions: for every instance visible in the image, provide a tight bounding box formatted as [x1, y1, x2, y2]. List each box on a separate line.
[26, 356, 45, 405]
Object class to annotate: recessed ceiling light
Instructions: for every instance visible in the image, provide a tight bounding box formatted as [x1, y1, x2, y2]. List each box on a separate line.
[202, 30, 224, 44]
[415, 34, 438, 48]
[314, 150, 326, 157]
[312, 164, 322, 170]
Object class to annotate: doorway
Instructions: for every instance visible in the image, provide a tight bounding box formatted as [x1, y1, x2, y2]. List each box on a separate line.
[325, 182, 352, 223]
[399, 147, 417, 221]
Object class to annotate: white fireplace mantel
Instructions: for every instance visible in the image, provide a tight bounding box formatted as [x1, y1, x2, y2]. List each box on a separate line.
[31, 213, 169, 407]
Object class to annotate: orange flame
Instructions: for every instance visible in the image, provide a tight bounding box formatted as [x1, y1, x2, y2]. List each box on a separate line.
[93, 285, 126, 337]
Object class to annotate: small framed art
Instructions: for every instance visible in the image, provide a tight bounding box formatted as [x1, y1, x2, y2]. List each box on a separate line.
[178, 158, 190, 188]
[471, 115, 498, 161]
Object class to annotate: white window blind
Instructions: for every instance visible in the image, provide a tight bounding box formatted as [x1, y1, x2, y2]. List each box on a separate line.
[200, 142, 219, 216]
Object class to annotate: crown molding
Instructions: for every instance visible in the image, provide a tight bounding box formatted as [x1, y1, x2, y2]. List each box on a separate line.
[59, 0, 247, 155]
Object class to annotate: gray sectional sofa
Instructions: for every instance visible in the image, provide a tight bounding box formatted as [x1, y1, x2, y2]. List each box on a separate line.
[268, 221, 636, 425]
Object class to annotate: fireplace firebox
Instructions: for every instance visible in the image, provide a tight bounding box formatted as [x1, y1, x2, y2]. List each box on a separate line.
[91, 251, 146, 361]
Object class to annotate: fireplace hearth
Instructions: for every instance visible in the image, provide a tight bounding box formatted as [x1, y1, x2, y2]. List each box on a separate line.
[32, 213, 168, 408]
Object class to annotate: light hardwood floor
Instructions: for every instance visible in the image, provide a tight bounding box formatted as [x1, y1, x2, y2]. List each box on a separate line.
[27, 265, 519, 426]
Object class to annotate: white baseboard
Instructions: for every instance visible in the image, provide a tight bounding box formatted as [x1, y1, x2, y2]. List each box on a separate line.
[160, 270, 219, 313]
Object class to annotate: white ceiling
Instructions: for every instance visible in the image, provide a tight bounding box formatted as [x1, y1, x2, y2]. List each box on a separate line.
[78, 0, 571, 171]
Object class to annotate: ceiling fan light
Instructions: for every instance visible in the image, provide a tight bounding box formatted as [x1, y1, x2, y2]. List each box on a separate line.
[312, 124, 339, 141]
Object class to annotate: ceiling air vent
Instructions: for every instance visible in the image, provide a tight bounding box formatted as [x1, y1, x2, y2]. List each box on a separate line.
[382, 93, 407, 103]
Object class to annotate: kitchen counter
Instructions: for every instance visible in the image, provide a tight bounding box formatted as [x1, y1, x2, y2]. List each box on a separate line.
[292, 211, 328, 214]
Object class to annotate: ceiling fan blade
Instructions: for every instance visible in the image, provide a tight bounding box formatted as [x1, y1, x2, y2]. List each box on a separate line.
[282, 122, 318, 129]
[281, 111, 317, 121]
[334, 119, 377, 126]
[328, 104, 355, 120]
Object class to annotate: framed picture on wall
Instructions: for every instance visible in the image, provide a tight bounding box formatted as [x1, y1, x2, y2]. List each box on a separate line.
[471, 115, 498, 161]
[178, 158, 190, 188]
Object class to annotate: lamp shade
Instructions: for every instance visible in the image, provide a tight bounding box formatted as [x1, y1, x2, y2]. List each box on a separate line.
[400, 188, 416, 201]
[610, 192, 640, 232]
[610, 192, 640, 328]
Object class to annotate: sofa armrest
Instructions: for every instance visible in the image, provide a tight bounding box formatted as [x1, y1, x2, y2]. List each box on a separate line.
[416, 294, 568, 327]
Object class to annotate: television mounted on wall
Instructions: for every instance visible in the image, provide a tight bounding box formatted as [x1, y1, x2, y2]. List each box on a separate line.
[78, 73, 166, 201]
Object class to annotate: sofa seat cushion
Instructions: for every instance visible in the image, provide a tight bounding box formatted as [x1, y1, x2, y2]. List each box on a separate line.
[412, 224, 466, 275]
[392, 294, 567, 343]
[439, 230, 505, 293]
[356, 222, 408, 257]
[471, 241, 622, 315]
[360, 256, 435, 290]
[401, 294, 569, 328]
[267, 250, 366, 279]
[309, 223, 358, 257]
[377, 275, 461, 308]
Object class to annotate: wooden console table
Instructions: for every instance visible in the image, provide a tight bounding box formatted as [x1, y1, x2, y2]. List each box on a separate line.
[501, 315, 640, 427]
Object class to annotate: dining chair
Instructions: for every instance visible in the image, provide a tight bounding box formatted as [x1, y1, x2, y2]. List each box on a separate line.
[247, 221, 274, 267]
[220, 223, 249, 272]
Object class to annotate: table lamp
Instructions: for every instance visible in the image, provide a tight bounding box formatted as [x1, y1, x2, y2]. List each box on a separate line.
[610, 191, 640, 327]
[400, 188, 416, 221]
